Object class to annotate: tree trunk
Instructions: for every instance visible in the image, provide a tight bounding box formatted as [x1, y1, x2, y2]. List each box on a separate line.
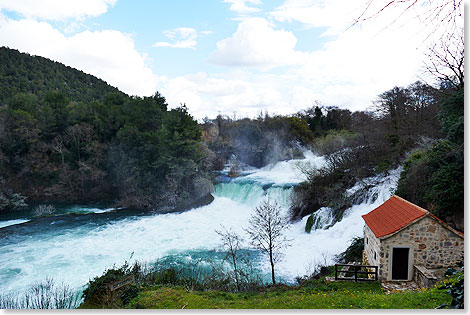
[270, 248, 275, 284]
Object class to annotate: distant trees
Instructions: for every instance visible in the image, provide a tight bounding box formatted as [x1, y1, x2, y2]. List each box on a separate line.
[0, 47, 122, 105]
[373, 81, 441, 152]
[245, 200, 291, 285]
[0, 48, 211, 211]
[396, 88, 463, 229]
[394, 24, 464, 229]
[202, 114, 313, 168]
[0, 176, 27, 213]
[291, 79, 443, 222]
[297, 105, 352, 137]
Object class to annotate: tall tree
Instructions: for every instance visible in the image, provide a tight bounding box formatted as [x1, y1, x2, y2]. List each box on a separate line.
[245, 199, 290, 285]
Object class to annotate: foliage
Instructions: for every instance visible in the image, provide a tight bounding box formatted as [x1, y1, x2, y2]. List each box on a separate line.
[0, 193, 27, 213]
[0, 47, 122, 104]
[81, 261, 139, 307]
[0, 177, 27, 213]
[291, 81, 443, 222]
[80, 257, 266, 308]
[312, 129, 357, 156]
[396, 88, 463, 223]
[0, 48, 210, 211]
[297, 106, 352, 137]
[438, 88, 463, 144]
[202, 113, 312, 168]
[437, 264, 464, 309]
[335, 237, 364, 264]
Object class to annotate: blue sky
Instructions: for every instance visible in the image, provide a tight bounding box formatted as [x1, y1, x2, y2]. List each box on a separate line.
[0, 0, 462, 119]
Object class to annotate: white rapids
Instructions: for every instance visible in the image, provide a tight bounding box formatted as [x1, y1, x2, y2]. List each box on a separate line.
[0, 151, 400, 295]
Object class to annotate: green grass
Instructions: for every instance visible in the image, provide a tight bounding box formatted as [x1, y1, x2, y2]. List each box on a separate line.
[121, 281, 451, 309]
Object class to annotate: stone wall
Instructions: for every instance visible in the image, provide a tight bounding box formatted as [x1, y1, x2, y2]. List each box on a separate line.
[363, 225, 381, 268]
[379, 215, 464, 280]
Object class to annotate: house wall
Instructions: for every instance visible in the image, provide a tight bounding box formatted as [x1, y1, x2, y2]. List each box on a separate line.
[363, 225, 381, 267]
[378, 216, 464, 280]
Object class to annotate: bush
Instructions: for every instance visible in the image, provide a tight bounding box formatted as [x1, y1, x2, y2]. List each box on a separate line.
[33, 204, 56, 217]
[437, 264, 464, 309]
[120, 284, 140, 306]
[335, 237, 364, 264]
[154, 268, 181, 286]
[82, 262, 137, 307]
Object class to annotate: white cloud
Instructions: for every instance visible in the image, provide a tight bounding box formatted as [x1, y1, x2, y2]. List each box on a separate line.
[0, 17, 159, 96]
[158, 71, 321, 119]
[209, 17, 305, 69]
[153, 27, 198, 49]
[0, 0, 116, 21]
[223, 0, 262, 14]
[262, 0, 458, 112]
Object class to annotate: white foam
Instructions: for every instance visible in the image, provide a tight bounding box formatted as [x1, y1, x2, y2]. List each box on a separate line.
[0, 152, 401, 294]
[0, 219, 30, 229]
[239, 150, 326, 185]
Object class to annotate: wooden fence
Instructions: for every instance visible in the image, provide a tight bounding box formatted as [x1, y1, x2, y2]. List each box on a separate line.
[334, 264, 378, 282]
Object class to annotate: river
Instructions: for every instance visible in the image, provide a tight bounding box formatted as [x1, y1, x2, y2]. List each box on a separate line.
[0, 151, 400, 296]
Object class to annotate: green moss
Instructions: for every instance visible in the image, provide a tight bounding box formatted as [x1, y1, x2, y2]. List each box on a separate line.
[305, 213, 314, 233]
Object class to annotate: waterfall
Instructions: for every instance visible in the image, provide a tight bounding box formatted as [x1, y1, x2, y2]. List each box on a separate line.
[0, 151, 400, 295]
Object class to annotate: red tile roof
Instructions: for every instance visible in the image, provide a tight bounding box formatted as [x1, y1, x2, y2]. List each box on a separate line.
[362, 195, 428, 238]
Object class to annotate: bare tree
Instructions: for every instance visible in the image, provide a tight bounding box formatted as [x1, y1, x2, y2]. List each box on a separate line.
[353, 0, 463, 33]
[245, 199, 291, 285]
[424, 28, 464, 90]
[215, 225, 244, 291]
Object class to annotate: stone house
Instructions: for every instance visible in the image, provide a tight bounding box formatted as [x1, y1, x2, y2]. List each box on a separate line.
[362, 195, 464, 282]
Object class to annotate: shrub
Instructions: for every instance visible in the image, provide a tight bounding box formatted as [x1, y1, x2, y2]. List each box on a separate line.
[33, 204, 56, 217]
[335, 237, 364, 263]
[81, 261, 143, 307]
[437, 264, 464, 309]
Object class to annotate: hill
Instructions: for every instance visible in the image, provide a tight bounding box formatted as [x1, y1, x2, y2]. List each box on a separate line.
[0, 48, 212, 212]
[0, 47, 124, 104]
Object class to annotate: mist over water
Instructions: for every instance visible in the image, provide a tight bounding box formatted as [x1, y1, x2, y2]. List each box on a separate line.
[0, 151, 400, 296]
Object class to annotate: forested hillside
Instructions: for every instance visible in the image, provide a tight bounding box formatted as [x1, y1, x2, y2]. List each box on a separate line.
[289, 82, 463, 231]
[0, 46, 463, 231]
[0, 47, 211, 212]
[0, 47, 123, 104]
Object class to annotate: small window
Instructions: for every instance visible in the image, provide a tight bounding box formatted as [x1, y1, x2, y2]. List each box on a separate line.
[374, 251, 377, 260]
[366, 237, 368, 244]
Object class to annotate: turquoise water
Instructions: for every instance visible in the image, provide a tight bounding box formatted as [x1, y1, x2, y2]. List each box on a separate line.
[0, 152, 400, 298]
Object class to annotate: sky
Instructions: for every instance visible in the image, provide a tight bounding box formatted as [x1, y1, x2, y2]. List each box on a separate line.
[0, 0, 462, 119]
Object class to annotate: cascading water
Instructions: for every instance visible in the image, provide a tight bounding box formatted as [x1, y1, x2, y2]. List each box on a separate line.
[0, 151, 400, 298]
